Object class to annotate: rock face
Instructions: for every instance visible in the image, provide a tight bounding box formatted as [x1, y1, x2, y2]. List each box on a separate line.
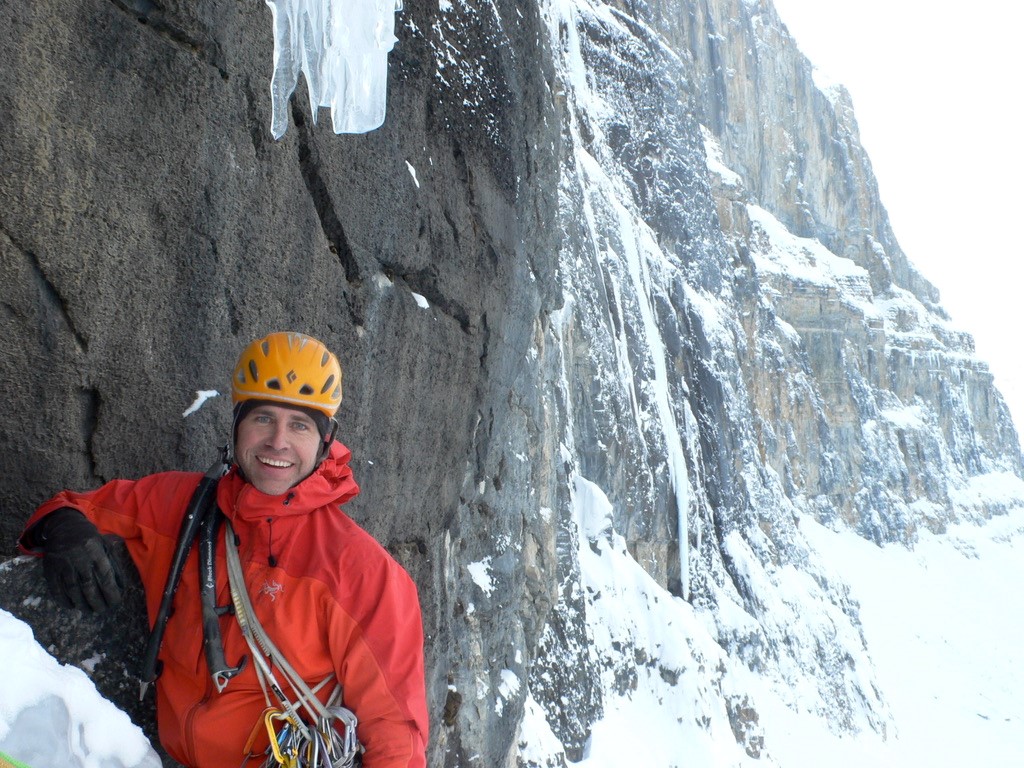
[1, 0, 1021, 765]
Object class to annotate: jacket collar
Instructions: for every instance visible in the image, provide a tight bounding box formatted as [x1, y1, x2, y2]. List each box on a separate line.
[217, 440, 360, 523]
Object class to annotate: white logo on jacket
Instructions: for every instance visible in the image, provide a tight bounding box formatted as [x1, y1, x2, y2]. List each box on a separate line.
[261, 580, 284, 601]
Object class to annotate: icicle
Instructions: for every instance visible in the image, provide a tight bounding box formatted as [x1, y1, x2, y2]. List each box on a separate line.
[264, 0, 403, 139]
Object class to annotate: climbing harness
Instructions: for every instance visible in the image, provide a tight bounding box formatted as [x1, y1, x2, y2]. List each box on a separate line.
[223, 517, 361, 767]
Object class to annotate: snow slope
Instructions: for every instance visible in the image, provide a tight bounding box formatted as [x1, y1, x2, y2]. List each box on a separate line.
[519, 474, 1024, 767]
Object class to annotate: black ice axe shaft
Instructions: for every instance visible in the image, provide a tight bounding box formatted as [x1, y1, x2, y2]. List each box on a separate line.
[139, 450, 228, 699]
[198, 506, 246, 692]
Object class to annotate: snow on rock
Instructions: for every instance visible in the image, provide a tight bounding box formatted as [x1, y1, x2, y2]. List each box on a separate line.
[0, 610, 160, 768]
[701, 126, 743, 189]
[526, 0, 1024, 763]
[181, 389, 219, 417]
[523, 476, 757, 766]
[467, 557, 495, 596]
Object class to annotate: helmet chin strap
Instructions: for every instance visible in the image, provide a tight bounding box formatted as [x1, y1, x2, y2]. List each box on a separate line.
[316, 419, 340, 465]
[227, 406, 244, 466]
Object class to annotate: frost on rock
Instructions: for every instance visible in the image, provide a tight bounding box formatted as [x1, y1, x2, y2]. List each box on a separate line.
[264, 0, 403, 138]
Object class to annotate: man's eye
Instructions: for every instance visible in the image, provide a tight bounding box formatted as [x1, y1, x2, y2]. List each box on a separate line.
[292, 421, 310, 431]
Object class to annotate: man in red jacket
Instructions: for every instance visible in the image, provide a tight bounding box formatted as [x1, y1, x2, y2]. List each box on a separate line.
[20, 332, 429, 768]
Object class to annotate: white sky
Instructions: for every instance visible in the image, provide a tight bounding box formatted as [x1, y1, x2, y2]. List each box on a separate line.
[770, 0, 1024, 440]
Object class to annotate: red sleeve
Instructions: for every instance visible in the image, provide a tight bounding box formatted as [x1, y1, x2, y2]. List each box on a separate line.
[327, 553, 429, 768]
[19, 473, 201, 554]
[20, 479, 147, 554]
[19, 473, 204, 626]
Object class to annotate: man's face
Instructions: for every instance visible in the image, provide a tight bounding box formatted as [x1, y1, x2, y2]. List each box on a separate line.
[235, 403, 325, 496]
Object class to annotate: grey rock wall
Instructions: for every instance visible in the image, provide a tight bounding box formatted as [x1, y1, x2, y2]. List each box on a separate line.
[2, 0, 561, 764]
[2, 0, 1021, 765]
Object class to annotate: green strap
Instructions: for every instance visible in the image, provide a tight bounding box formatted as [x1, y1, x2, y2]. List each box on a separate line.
[0, 750, 32, 768]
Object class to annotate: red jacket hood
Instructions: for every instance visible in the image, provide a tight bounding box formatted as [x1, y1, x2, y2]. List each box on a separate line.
[218, 439, 360, 523]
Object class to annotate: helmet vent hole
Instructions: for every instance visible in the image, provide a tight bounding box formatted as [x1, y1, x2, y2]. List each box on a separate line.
[266, 379, 282, 390]
[321, 352, 330, 367]
[248, 361, 259, 382]
[300, 384, 315, 396]
[321, 375, 336, 394]
[261, 341, 271, 356]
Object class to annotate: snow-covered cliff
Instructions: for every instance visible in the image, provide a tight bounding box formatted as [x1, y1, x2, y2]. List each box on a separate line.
[1, 0, 1021, 765]
[521, 0, 1024, 761]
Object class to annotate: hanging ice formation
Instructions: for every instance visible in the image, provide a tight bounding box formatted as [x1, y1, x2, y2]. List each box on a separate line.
[264, 0, 402, 138]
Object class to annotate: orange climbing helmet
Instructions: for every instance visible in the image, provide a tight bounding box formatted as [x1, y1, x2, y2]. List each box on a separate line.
[231, 332, 343, 417]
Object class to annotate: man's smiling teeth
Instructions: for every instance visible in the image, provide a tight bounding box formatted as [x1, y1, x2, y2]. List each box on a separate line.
[258, 456, 293, 468]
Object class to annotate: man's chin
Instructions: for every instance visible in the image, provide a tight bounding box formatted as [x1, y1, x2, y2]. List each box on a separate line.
[249, 472, 297, 496]
[240, 463, 293, 496]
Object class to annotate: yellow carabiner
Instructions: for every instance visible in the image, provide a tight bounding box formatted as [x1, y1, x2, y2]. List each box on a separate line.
[263, 709, 301, 767]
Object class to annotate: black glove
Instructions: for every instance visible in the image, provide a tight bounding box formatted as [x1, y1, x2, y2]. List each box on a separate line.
[36, 508, 124, 613]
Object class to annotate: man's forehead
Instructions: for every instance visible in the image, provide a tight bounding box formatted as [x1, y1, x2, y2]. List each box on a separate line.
[248, 403, 317, 422]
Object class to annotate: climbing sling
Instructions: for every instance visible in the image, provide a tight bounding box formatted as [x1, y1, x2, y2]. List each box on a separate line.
[223, 518, 361, 768]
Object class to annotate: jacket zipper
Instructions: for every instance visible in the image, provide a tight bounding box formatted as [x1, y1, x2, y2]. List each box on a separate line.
[181, 673, 214, 766]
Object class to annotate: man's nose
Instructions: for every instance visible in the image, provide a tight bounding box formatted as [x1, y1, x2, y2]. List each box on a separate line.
[264, 422, 290, 447]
